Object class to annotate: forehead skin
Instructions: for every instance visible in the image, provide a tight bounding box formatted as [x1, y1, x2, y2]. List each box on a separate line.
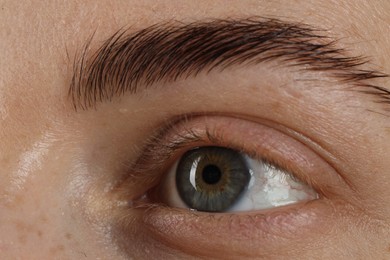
[0, 0, 390, 259]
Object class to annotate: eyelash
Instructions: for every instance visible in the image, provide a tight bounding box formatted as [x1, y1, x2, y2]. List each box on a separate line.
[125, 114, 324, 206]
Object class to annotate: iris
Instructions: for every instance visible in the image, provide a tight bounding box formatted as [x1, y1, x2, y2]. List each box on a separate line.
[176, 147, 251, 212]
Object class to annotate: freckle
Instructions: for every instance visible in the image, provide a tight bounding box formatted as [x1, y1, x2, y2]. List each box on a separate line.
[5, 194, 25, 209]
[18, 235, 26, 244]
[65, 233, 72, 240]
[37, 230, 43, 238]
[50, 244, 65, 254]
[14, 194, 24, 204]
[0, 155, 10, 166]
[14, 220, 26, 231]
[40, 215, 48, 223]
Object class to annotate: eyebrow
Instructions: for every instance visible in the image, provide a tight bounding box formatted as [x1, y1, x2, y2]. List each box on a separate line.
[70, 17, 389, 110]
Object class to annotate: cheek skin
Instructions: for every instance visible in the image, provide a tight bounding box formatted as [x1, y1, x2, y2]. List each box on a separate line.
[0, 150, 71, 257]
[0, 133, 128, 259]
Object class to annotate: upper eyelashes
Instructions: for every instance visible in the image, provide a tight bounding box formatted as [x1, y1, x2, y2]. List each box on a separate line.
[124, 114, 335, 214]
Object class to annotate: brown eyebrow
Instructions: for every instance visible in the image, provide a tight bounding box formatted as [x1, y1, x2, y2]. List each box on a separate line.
[69, 17, 389, 110]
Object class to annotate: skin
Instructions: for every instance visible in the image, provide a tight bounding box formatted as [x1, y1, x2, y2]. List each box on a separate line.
[1, 0, 390, 259]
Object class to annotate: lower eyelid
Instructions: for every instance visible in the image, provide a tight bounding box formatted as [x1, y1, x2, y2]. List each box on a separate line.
[133, 199, 335, 257]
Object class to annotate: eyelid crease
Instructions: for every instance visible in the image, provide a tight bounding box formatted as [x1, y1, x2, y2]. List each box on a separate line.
[131, 119, 210, 174]
[128, 115, 321, 199]
[70, 17, 388, 110]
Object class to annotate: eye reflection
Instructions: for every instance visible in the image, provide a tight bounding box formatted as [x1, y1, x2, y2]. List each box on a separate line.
[176, 147, 251, 212]
[159, 146, 319, 213]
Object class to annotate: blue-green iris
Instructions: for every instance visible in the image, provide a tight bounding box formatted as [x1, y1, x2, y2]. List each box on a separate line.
[176, 146, 251, 212]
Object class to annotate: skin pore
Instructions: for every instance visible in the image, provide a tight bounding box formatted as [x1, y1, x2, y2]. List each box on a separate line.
[1, 0, 390, 259]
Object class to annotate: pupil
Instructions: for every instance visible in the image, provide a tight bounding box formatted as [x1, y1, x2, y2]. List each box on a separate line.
[202, 164, 222, 185]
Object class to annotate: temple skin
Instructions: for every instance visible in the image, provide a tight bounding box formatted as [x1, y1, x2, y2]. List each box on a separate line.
[1, 0, 390, 259]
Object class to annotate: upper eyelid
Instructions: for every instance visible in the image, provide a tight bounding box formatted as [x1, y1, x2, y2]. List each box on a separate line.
[122, 114, 347, 211]
[69, 17, 388, 112]
[131, 115, 320, 180]
[132, 119, 209, 174]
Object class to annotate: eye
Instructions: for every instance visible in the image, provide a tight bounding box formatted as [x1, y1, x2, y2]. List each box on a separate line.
[123, 114, 337, 215]
[154, 146, 318, 213]
[115, 115, 342, 257]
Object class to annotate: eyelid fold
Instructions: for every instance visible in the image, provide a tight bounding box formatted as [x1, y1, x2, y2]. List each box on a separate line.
[121, 114, 344, 204]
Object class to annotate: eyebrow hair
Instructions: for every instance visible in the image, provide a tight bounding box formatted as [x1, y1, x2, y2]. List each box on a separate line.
[70, 17, 389, 110]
